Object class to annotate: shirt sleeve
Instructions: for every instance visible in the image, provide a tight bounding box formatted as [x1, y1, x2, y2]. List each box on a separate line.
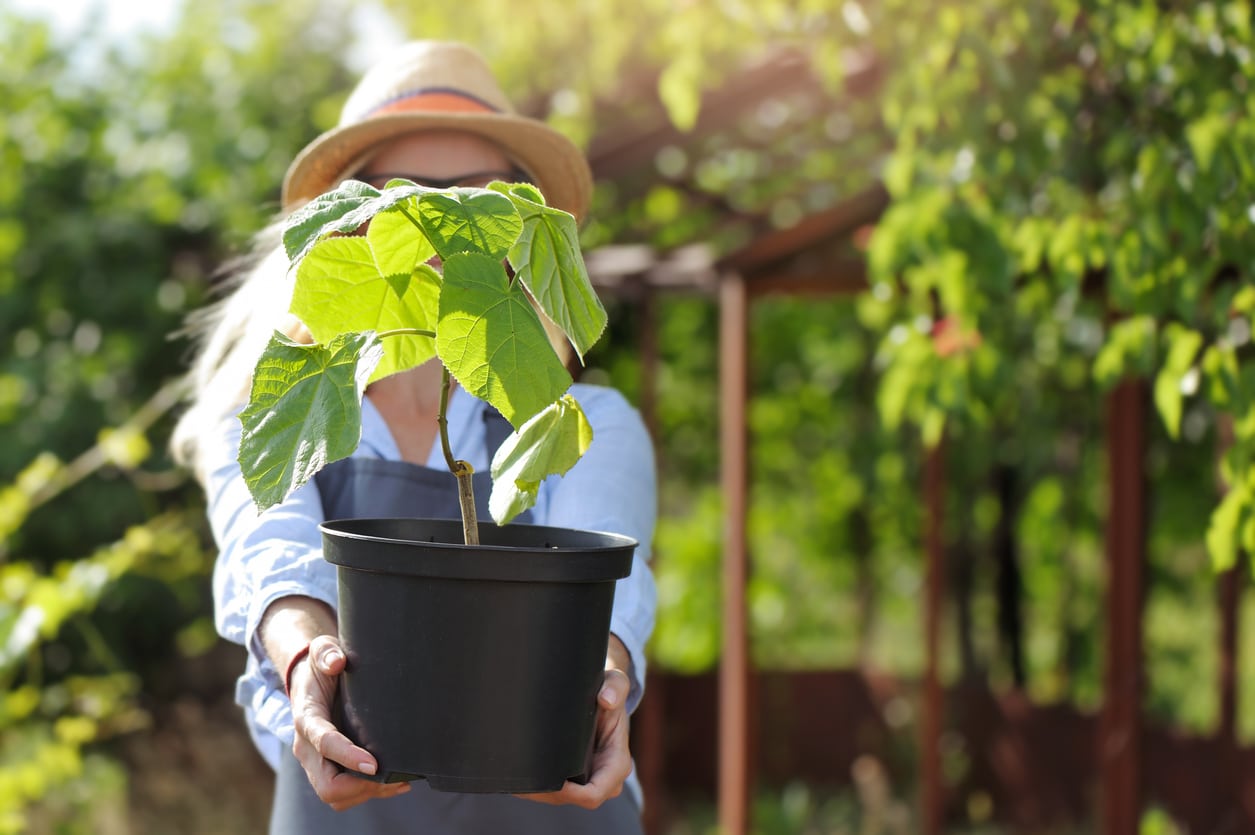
[534, 385, 658, 715]
[201, 414, 337, 678]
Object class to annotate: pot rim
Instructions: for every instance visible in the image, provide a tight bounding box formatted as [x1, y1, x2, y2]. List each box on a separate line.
[320, 517, 638, 582]
[320, 517, 638, 554]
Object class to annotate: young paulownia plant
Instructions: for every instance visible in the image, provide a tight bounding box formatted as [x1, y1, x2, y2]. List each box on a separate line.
[236, 178, 607, 545]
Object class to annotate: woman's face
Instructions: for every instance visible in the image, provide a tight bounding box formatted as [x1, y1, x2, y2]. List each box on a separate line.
[356, 130, 516, 190]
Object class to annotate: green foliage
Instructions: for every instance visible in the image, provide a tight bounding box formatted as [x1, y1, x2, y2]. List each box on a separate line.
[238, 177, 602, 522]
[436, 250, 573, 425]
[238, 332, 384, 511]
[862, 0, 1255, 569]
[291, 232, 440, 384]
[0, 3, 362, 820]
[497, 184, 608, 359]
[652, 488, 724, 673]
[417, 188, 522, 261]
[489, 394, 594, 523]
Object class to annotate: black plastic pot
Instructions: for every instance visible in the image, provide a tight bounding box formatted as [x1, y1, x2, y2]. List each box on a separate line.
[319, 517, 636, 793]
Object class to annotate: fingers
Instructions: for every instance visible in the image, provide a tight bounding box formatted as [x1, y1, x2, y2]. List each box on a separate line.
[293, 712, 410, 808]
[299, 751, 412, 811]
[289, 635, 406, 809]
[294, 709, 377, 773]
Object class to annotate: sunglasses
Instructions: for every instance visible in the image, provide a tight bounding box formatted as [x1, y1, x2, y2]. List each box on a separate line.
[357, 169, 531, 190]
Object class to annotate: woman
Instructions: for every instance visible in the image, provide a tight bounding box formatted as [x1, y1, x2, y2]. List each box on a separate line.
[172, 40, 656, 834]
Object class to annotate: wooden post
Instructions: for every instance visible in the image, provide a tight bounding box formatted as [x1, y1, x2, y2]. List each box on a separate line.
[1219, 564, 1241, 744]
[921, 440, 946, 835]
[1216, 414, 1241, 816]
[718, 273, 751, 835]
[1099, 379, 1147, 835]
[636, 286, 667, 835]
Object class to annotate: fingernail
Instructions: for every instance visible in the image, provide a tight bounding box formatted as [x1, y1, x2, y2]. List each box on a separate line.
[395, 783, 411, 793]
[324, 649, 343, 667]
[600, 687, 618, 707]
[358, 761, 377, 775]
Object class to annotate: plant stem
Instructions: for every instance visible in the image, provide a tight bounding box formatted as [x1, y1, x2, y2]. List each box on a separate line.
[455, 467, 479, 546]
[394, 203, 425, 233]
[439, 366, 479, 545]
[377, 327, 436, 340]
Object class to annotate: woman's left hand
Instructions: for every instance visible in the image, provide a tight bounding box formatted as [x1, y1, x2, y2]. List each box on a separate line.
[521, 636, 634, 809]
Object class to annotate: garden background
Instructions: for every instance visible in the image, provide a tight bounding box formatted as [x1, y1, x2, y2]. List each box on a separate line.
[2, 1, 1254, 832]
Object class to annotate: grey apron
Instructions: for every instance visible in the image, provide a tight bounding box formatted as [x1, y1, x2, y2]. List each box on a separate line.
[268, 408, 642, 835]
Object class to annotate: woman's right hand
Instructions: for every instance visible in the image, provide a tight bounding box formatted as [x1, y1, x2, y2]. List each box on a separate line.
[287, 634, 413, 810]
[261, 597, 412, 811]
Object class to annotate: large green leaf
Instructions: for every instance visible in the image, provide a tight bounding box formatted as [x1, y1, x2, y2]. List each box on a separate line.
[489, 394, 593, 523]
[238, 331, 382, 512]
[436, 252, 571, 428]
[494, 184, 608, 360]
[417, 188, 522, 260]
[282, 180, 429, 266]
[291, 236, 440, 383]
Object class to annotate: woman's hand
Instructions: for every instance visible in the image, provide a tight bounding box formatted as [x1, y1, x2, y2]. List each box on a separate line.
[261, 597, 411, 811]
[288, 635, 413, 810]
[522, 635, 635, 809]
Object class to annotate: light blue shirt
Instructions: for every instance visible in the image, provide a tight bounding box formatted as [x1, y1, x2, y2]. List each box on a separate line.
[203, 382, 657, 786]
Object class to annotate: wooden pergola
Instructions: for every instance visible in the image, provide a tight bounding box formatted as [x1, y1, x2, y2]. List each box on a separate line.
[580, 47, 1242, 835]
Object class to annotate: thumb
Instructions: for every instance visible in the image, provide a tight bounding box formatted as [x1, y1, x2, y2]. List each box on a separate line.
[599, 668, 630, 710]
[309, 634, 346, 675]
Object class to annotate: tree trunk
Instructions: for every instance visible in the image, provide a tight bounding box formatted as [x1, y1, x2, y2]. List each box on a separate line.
[994, 463, 1025, 688]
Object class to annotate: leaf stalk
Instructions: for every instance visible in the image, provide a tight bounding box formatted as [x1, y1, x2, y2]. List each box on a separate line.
[439, 366, 479, 545]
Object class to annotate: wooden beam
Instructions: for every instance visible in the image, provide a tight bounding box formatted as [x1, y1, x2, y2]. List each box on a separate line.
[587, 243, 718, 297]
[723, 185, 889, 275]
[718, 272, 751, 835]
[1100, 379, 1147, 835]
[746, 261, 868, 298]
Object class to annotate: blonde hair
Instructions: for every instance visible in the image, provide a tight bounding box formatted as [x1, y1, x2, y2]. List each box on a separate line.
[170, 220, 299, 480]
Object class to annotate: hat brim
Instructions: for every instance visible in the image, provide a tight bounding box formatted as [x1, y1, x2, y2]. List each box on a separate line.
[282, 112, 593, 221]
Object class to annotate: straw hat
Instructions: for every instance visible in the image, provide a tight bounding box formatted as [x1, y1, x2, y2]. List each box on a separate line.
[282, 41, 593, 220]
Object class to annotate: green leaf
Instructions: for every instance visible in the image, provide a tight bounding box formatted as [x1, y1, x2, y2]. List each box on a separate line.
[1153, 325, 1203, 438]
[368, 199, 436, 279]
[437, 252, 572, 428]
[1231, 286, 1255, 318]
[237, 331, 382, 511]
[282, 180, 430, 266]
[1093, 315, 1157, 386]
[495, 187, 608, 360]
[488, 394, 593, 523]
[494, 181, 545, 206]
[416, 188, 522, 260]
[1207, 485, 1247, 571]
[658, 52, 702, 132]
[291, 237, 439, 383]
[1186, 112, 1227, 173]
[1202, 344, 1240, 408]
[921, 406, 947, 448]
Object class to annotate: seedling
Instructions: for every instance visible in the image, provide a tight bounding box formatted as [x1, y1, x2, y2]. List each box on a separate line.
[236, 178, 606, 544]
